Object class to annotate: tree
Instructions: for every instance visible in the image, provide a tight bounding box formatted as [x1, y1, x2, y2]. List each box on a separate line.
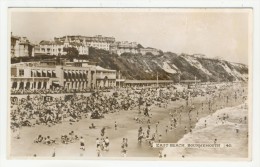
[63, 47, 79, 58]
[137, 44, 144, 49]
[158, 50, 164, 56]
[145, 52, 154, 56]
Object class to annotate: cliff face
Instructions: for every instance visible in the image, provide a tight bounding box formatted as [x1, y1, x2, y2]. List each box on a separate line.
[11, 46, 248, 82]
[84, 49, 248, 82]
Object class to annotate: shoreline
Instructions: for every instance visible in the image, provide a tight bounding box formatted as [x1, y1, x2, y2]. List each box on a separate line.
[162, 103, 248, 159]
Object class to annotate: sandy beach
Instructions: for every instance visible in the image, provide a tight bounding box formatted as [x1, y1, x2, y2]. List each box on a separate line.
[9, 84, 248, 159]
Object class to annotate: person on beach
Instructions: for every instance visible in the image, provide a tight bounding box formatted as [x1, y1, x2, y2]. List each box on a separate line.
[138, 127, 143, 137]
[96, 138, 100, 148]
[96, 146, 102, 157]
[100, 138, 105, 151]
[125, 138, 128, 148]
[204, 120, 207, 128]
[159, 150, 163, 158]
[52, 147, 55, 157]
[147, 119, 151, 124]
[138, 132, 144, 143]
[45, 136, 51, 145]
[184, 126, 187, 133]
[80, 136, 85, 151]
[144, 106, 150, 117]
[34, 135, 43, 143]
[121, 138, 128, 148]
[165, 126, 168, 134]
[226, 96, 229, 104]
[170, 124, 173, 131]
[121, 145, 127, 157]
[214, 138, 217, 144]
[239, 118, 243, 124]
[149, 133, 156, 147]
[158, 134, 162, 143]
[222, 113, 226, 124]
[101, 127, 105, 137]
[155, 121, 159, 133]
[104, 137, 110, 151]
[235, 124, 239, 133]
[89, 123, 96, 129]
[146, 128, 150, 138]
[114, 121, 117, 130]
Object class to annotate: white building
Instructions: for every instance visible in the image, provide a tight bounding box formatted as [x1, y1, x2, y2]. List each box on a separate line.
[54, 35, 115, 51]
[110, 41, 160, 56]
[11, 34, 35, 58]
[38, 36, 89, 56]
[110, 41, 139, 55]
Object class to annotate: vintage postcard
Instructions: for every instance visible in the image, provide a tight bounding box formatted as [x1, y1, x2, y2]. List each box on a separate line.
[8, 8, 252, 160]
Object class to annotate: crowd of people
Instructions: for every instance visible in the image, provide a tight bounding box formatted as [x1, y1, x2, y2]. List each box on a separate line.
[10, 87, 113, 95]
[10, 82, 247, 157]
[10, 86, 179, 130]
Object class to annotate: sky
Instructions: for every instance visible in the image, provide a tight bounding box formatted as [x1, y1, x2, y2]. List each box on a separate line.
[10, 8, 251, 64]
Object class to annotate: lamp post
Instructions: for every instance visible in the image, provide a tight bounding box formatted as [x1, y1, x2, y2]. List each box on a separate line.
[32, 61, 35, 92]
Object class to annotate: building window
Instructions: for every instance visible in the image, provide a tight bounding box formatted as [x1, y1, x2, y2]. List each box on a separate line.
[19, 69, 24, 76]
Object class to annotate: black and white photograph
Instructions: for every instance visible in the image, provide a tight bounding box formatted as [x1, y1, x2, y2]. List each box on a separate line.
[8, 8, 252, 160]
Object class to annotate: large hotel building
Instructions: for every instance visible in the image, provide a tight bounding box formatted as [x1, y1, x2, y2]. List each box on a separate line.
[11, 60, 117, 91]
[54, 35, 115, 51]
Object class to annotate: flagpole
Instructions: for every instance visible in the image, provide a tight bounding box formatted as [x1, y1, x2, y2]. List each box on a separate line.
[119, 70, 120, 90]
[157, 72, 158, 87]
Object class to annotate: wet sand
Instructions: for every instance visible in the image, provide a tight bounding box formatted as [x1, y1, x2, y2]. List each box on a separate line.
[10, 84, 248, 159]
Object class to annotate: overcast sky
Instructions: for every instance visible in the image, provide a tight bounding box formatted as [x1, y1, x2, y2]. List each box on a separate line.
[11, 8, 251, 64]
